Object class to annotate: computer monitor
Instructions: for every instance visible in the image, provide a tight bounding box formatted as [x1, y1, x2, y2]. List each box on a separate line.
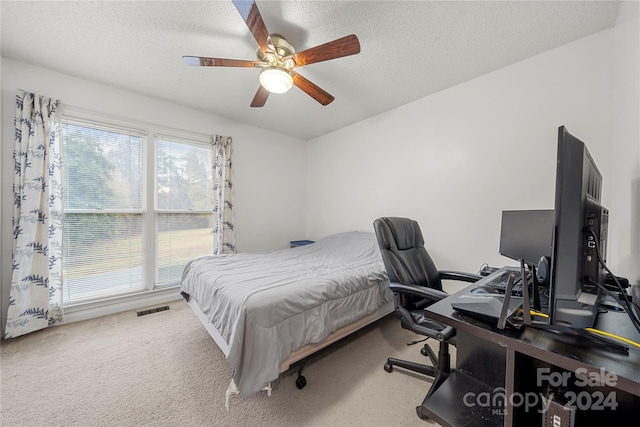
[499, 210, 554, 267]
[549, 126, 608, 329]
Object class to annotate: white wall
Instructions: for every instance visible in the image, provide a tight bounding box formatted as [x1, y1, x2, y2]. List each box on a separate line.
[1, 59, 307, 330]
[306, 28, 620, 276]
[612, 0, 640, 283]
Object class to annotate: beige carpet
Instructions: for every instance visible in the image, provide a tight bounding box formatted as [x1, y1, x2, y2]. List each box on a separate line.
[1, 300, 449, 426]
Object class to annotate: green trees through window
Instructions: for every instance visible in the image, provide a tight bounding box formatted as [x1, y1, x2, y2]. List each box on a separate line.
[61, 119, 213, 304]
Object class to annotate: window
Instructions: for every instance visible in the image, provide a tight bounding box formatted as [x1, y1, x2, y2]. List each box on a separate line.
[156, 138, 214, 285]
[61, 117, 213, 305]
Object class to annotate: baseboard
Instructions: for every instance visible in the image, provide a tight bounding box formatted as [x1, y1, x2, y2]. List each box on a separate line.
[60, 287, 184, 325]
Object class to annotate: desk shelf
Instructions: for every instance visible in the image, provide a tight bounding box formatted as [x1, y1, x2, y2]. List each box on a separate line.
[421, 369, 504, 427]
[511, 352, 640, 426]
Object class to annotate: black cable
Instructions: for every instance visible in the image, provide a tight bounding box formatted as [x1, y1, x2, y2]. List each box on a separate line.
[591, 277, 639, 314]
[591, 245, 640, 329]
[407, 337, 428, 346]
[598, 301, 626, 313]
[587, 228, 640, 335]
[591, 279, 638, 320]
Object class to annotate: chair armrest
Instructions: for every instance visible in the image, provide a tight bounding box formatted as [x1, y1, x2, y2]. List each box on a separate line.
[389, 282, 455, 341]
[389, 282, 449, 302]
[439, 270, 482, 283]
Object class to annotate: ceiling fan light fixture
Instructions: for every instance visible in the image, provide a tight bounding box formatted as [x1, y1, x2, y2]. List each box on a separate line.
[259, 67, 293, 94]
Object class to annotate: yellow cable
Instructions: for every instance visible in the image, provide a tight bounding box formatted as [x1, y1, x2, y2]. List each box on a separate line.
[530, 310, 549, 318]
[585, 327, 640, 349]
[527, 311, 640, 349]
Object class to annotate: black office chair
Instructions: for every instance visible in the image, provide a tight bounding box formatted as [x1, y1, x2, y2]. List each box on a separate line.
[373, 217, 481, 420]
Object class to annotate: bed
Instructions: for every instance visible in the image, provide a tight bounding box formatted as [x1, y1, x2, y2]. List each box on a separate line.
[180, 231, 393, 400]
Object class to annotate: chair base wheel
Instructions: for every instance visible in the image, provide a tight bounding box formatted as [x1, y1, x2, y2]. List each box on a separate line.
[295, 375, 307, 389]
[384, 362, 393, 373]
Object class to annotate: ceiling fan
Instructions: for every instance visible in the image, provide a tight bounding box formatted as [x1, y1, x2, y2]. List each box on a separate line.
[182, 0, 361, 107]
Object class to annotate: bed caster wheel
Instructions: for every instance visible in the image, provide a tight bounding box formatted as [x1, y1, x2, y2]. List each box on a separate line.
[384, 362, 393, 373]
[296, 375, 307, 389]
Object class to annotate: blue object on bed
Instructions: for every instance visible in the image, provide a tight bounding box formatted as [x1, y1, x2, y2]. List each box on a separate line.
[289, 239, 315, 247]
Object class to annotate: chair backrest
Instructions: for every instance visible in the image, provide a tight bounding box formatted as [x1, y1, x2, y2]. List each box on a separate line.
[373, 217, 443, 291]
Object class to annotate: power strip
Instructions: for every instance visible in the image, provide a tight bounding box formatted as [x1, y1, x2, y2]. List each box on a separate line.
[543, 396, 575, 427]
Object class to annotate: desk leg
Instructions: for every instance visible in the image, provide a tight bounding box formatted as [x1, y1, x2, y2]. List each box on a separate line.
[456, 330, 507, 389]
[505, 348, 516, 427]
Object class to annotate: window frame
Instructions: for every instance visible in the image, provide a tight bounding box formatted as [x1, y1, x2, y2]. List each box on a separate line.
[153, 134, 214, 287]
[60, 107, 212, 308]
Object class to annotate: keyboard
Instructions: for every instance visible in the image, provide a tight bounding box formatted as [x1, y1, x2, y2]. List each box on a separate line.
[479, 266, 553, 313]
[484, 267, 531, 296]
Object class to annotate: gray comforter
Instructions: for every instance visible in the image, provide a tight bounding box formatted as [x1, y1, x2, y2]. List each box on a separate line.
[180, 231, 391, 396]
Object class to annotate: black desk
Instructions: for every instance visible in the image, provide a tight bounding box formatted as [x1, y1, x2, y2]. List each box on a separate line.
[423, 285, 640, 427]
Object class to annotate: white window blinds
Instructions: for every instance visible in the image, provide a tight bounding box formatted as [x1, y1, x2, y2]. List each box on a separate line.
[62, 120, 145, 304]
[155, 137, 214, 285]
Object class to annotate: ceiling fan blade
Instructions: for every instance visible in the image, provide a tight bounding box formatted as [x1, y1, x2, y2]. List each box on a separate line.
[183, 56, 260, 67]
[250, 86, 270, 107]
[292, 34, 360, 67]
[232, 0, 270, 53]
[292, 72, 334, 106]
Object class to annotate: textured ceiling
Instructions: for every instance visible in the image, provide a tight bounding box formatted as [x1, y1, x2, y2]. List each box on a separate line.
[1, 1, 621, 140]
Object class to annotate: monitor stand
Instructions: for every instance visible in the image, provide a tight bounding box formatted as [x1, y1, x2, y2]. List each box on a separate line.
[524, 264, 627, 354]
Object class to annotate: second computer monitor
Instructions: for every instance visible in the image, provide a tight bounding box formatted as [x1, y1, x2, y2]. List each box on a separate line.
[499, 209, 554, 267]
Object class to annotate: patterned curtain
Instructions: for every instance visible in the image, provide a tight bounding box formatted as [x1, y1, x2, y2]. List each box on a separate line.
[212, 135, 236, 254]
[5, 90, 64, 338]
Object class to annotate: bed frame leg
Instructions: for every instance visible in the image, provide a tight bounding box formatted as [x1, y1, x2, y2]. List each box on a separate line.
[295, 364, 307, 390]
[225, 379, 239, 411]
[263, 382, 273, 397]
